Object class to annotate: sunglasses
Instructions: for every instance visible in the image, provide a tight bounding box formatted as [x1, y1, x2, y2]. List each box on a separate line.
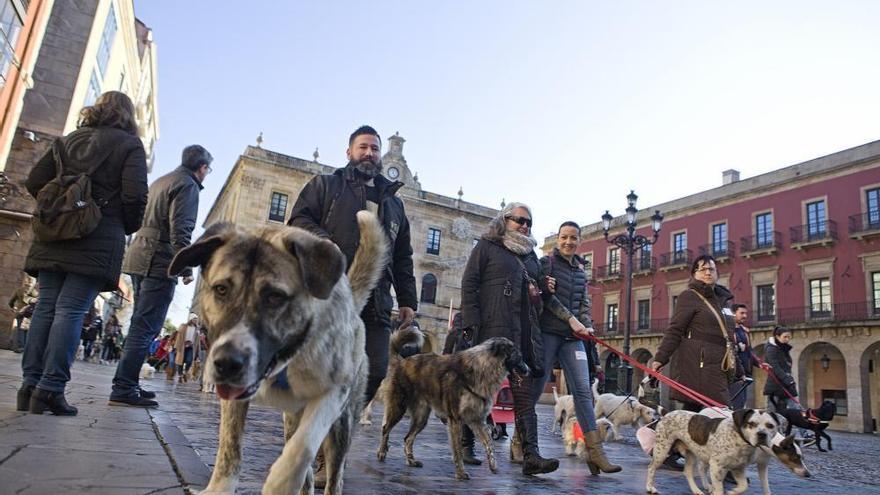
[506, 216, 532, 228]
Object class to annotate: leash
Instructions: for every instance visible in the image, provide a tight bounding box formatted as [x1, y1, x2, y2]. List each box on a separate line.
[603, 390, 635, 419]
[751, 354, 802, 406]
[576, 333, 726, 411]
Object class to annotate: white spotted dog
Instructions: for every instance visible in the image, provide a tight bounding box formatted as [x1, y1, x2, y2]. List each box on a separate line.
[552, 386, 576, 434]
[646, 409, 780, 495]
[697, 407, 811, 495]
[592, 379, 658, 440]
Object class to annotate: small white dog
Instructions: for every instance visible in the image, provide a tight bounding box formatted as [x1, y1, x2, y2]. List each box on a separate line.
[562, 415, 613, 459]
[592, 380, 659, 440]
[552, 386, 576, 434]
[139, 363, 156, 380]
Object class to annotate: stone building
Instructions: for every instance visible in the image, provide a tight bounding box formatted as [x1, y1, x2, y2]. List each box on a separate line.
[543, 139, 880, 432]
[0, 0, 158, 346]
[201, 133, 498, 352]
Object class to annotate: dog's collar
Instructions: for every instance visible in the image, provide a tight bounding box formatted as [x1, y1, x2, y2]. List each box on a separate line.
[235, 318, 314, 399]
[463, 383, 488, 404]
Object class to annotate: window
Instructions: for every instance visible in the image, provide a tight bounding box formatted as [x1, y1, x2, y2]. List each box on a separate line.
[672, 295, 678, 310]
[0, 0, 24, 89]
[756, 212, 773, 248]
[712, 223, 728, 255]
[606, 304, 618, 332]
[84, 69, 101, 107]
[821, 390, 848, 416]
[637, 300, 650, 330]
[673, 232, 687, 264]
[268, 192, 288, 222]
[806, 200, 827, 238]
[639, 244, 652, 270]
[96, 3, 117, 77]
[756, 284, 775, 321]
[867, 187, 880, 228]
[872, 271, 880, 315]
[809, 278, 832, 318]
[426, 228, 441, 255]
[608, 248, 620, 275]
[420, 273, 437, 304]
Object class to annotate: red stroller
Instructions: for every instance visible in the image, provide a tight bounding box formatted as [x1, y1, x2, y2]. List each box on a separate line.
[491, 378, 515, 440]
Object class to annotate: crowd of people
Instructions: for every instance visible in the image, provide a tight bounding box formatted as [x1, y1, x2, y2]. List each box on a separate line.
[10, 108, 806, 487]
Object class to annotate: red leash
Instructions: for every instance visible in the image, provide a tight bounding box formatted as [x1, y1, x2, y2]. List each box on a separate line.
[577, 333, 726, 410]
[751, 354, 802, 406]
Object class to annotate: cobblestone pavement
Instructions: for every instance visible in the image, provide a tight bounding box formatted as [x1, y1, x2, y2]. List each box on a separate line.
[148, 369, 879, 495]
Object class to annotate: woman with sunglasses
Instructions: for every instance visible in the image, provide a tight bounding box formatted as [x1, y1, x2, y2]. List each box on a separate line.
[461, 202, 559, 476]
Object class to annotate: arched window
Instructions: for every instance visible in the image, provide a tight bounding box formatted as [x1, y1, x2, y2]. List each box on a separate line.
[420, 273, 437, 304]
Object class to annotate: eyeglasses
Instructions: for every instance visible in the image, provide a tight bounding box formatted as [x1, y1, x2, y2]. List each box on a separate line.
[506, 216, 532, 228]
[205, 165, 213, 174]
[695, 267, 716, 273]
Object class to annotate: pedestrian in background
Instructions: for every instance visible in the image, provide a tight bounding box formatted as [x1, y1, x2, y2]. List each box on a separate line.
[461, 202, 559, 476]
[101, 315, 122, 363]
[534, 221, 620, 475]
[17, 91, 148, 416]
[764, 325, 798, 412]
[174, 314, 200, 383]
[8, 274, 37, 353]
[109, 144, 212, 407]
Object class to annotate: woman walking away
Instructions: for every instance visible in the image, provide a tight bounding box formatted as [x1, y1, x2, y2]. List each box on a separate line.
[764, 326, 798, 412]
[651, 255, 741, 411]
[17, 91, 148, 415]
[533, 221, 621, 475]
[461, 202, 559, 476]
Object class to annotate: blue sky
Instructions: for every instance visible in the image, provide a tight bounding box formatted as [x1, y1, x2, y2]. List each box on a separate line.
[135, 1, 880, 324]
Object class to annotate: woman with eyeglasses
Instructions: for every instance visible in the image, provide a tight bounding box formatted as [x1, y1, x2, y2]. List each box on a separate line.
[651, 255, 741, 412]
[461, 202, 559, 476]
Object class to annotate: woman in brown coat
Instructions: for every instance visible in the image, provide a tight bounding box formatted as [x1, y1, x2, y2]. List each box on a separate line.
[651, 255, 740, 410]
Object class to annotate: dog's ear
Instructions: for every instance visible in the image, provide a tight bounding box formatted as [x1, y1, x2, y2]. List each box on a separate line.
[169, 223, 236, 276]
[770, 411, 784, 429]
[732, 408, 754, 429]
[780, 434, 795, 449]
[283, 232, 345, 300]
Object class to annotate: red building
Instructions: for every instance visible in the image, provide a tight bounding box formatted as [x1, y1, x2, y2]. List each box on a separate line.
[545, 139, 880, 432]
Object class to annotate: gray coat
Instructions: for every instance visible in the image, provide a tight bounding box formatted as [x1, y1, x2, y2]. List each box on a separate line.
[123, 166, 202, 280]
[460, 236, 546, 377]
[24, 127, 148, 291]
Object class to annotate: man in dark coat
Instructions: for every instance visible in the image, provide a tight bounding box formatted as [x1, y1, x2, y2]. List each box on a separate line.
[289, 125, 417, 487]
[109, 145, 213, 407]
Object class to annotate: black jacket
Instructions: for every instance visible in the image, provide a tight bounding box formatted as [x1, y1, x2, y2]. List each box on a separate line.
[24, 127, 148, 291]
[123, 166, 202, 280]
[763, 337, 797, 398]
[460, 236, 546, 377]
[289, 166, 418, 323]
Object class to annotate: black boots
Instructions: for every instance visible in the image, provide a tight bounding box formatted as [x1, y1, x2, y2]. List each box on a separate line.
[461, 425, 482, 466]
[29, 388, 77, 416]
[516, 416, 559, 476]
[16, 384, 34, 412]
[522, 452, 560, 475]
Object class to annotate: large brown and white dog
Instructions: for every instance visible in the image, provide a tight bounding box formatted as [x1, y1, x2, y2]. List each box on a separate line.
[646, 409, 787, 495]
[169, 211, 387, 495]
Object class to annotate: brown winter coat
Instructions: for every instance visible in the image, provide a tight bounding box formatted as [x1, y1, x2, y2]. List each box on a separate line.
[654, 279, 738, 406]
[174, 324, 201, 366]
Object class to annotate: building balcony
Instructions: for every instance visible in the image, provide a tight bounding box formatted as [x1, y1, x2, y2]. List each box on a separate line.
[594, 264, 622, 282]
[594, 317, 670, 335]
[658, 249, 692, 271]
[633, 257, 656, 277]
[790, 220, 837, 250]
[698, 241, 735, 262]
[740, 231, 782, 258]
[751, 301, 880, 327]
[849, 212, 880, 240]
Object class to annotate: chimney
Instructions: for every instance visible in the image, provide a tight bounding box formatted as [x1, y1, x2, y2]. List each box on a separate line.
[722, 169, 740, 185]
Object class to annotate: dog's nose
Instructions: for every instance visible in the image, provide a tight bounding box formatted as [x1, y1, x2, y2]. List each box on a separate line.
[214, 352, 247, 377]
[757, 432, 768, 443]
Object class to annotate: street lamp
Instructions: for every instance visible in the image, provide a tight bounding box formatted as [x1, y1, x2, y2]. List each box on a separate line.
[820, 353, 831, 372]
[601, 191, 663, 394]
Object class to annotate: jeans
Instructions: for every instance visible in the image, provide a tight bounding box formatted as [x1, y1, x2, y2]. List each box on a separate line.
[21, 271, 102, 393]
[532, 332, 598, 432]
[364, 318, 390, 403]
[82, 340, 95, 360]
[15, 324, 26, 350]
[729, 379, 750, 410]
[177, 346, 193, 373]
[111, 275, 176, 398]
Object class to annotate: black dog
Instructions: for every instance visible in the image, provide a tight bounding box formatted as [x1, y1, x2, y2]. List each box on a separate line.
[778, 400, 837, 452]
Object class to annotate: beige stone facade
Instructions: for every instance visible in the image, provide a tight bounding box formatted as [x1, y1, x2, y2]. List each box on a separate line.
[202, 134, 498, 353]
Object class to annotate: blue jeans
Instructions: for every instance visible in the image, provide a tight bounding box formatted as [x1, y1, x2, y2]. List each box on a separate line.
[21, 271, 102, 392]
[532, 332, 598, 432]
[729, 379, 749, 409]
[111, 275, 176, 398]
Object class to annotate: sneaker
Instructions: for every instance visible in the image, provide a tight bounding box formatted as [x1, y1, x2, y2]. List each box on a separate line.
[137, 388, 156, 399]
[108, 395, 158, 408]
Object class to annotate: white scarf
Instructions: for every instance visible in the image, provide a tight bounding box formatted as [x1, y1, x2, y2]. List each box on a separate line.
[503, 230, 537, 255]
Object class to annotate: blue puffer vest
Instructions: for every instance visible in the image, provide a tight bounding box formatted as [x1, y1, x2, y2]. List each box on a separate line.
[539, 249, 589, 337]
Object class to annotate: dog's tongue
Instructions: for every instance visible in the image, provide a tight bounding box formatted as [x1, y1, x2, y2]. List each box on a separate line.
[216, 384, 246, 400]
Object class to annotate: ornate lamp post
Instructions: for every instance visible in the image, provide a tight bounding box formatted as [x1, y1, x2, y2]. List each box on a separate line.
[601, 191, 663, 393]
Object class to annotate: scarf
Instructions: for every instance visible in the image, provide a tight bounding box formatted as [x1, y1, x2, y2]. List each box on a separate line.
[503, 230, 537, 255]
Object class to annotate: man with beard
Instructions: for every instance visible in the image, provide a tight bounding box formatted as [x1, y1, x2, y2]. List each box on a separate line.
[289, 125, 417, 488]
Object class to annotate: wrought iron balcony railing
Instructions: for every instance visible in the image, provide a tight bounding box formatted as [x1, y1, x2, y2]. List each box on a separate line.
[740, 231, 782, 254]
[698, 240, 735, 259]
[849, 211, 880, 235]
[790, 220, 837, 245]
[594, 264, 622, 280]
[659, 249, 692, 268]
